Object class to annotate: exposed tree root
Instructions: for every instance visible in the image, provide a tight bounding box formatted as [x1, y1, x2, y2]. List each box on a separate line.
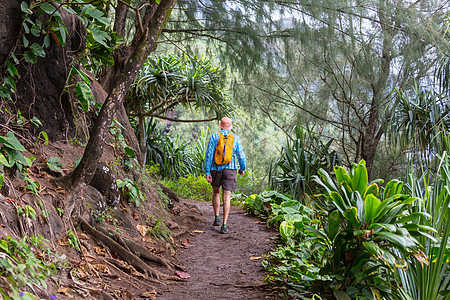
[155, 182, 181, 202]
[78, 219, 167, 280]
[96, 226, 174, 270]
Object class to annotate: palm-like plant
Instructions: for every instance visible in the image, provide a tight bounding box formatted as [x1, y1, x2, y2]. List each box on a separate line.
[389, 88, 450, 167]
[269, 123, 340, 204]
[126, 54, 233, 164]
[143, 118, 195, 179]
[396, 151, 450, 300]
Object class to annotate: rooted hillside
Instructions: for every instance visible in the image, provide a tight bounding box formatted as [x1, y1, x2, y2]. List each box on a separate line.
[0, 129, 278, 299]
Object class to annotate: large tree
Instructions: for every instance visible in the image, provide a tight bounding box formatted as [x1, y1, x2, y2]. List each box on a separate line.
[0, 0, 178, 188]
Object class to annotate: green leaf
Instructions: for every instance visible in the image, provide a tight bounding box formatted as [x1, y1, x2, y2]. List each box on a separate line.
[328, 210, 340, 241]
[397, 212, 429, 224]
[0, 153, 11, 168]
[31, 26, 41, 37]
[5, 149, 31, 168]
[23, 22, 30, 34]
[316, 168, 339, 193]
[88, 25, 111, 47]
[44, 33, 50, 48]
[280, 220, 295, 239]
[334, 166, 351, 186]
[124, 147, 136, 158]
[47, 157, 63, 174]
[4, 77, 16, 91]
[363, 241, 382, 257]
[6, 60, 19, 76]
[384, 179, 403, 198]
[21, 1, 33, 14]
[376, 232, 418, 249]
[351, 160, 368, 194]
[363, 183, 379, 198]
[330, 191, 347, 213]
[37, 131, 49, 146]
[71, 66, 90, 84]
[75, 81, 93, 113]
[11, 53, 18, 64]
[23, 51, 37, 63]
[0, 132, 26, 151]
[30, 43, 46, 57]
[368, 223, 396, 232]
[39, 2, 60, 17]
[23, 35, 29, 48]
[0, 173, 3, 190]
[343, 207, 361, 229]
[155, 0, 161, 4]
[365, 194, 381, 225]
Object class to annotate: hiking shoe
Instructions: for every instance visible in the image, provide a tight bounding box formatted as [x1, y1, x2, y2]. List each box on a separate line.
[212, 217, 221, 226]
[220, 225, 228, 234]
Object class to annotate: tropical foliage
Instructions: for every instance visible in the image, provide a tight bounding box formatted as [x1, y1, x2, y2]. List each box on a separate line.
[396, 153, 450, 300]
[269, 124, 340, 204]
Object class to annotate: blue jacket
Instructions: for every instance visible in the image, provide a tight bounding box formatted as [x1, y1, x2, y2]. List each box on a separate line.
[204, 129, 246, 175]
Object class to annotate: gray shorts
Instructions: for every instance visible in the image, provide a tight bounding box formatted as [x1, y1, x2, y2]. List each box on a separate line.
[210, 169, 237, 192]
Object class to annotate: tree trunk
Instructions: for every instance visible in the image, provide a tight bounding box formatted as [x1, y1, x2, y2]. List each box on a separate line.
[64, 0, 177, 188]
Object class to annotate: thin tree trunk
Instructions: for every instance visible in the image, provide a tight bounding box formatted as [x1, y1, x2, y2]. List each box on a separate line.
[63, 0, 177, 188]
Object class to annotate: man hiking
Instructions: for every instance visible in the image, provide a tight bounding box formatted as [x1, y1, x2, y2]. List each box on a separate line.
[204, 117, 246, 234]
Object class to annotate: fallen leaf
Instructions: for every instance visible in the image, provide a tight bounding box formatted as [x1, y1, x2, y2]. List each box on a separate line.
[56, 187, 66, 194]
[137, 224, 150, 237]
[56, 287, 71, 295]
[129, 266, 145, 278]
[133, 211, 140, 220]
[92, 263, 111, 274]
[250, 256, 262, 261]
[94, 246, 107, 256]
[192, 230, 205, 234]
[78, 233, 89, 240]
[58, 239, 69, 246]
[176, 270, 191, 279]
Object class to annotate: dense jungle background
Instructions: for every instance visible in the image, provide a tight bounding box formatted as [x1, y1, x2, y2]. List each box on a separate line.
[0, 0, 449, 299]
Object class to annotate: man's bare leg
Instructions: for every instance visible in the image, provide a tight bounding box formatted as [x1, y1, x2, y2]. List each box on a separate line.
[212, 186, 221, 217]
[222, 190, 232, 225]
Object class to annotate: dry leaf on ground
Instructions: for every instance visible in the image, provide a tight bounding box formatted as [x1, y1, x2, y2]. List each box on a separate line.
[176, 270, 191, 279]
[249, 256, 262, 261]
[56, 287, 71, 296]
[137, 224, 150, 237]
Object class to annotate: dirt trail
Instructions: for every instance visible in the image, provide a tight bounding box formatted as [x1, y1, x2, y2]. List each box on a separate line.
[158, 199, 277, 299]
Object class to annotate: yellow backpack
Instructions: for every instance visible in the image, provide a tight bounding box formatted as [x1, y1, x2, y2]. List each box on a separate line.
[214, 132, 234, 165]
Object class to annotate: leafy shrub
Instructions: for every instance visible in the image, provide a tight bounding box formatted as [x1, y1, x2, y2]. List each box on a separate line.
[142, 118, 196, 180]
[116, 177, 146, 206]
[163, 174, 212, 202]
[244, 190, 324, 297]
[236, 169, 266, 196]
[396, 153, 450, 299]
[243, 190, 292, 218]
[269, 124, 340, 204]
[0, 235, 56, 299]
[311, 160, 432, 298]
